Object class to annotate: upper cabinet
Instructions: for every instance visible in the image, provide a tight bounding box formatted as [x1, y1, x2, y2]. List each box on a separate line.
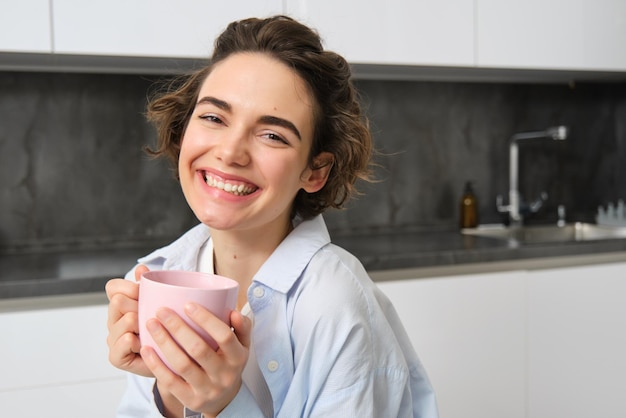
[579, 0, 626, 71]
[286, 0, 475, 67]
[2, 1, 626, 75]
[52, 0, 282, 58]
[0, 0, 52, 53]
[476, 0, 626, 71]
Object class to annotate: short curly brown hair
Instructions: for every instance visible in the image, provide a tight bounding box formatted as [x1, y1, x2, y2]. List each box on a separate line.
[146, 15, 373, 220]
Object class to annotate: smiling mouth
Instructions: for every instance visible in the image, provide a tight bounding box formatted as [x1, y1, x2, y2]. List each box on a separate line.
[203, 172, 258, 196]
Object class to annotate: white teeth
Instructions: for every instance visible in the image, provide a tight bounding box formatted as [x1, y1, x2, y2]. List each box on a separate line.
[204, 174, 256, 196]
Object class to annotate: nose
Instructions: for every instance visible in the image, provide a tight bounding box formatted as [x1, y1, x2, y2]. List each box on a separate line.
[214, 128, 250, 166]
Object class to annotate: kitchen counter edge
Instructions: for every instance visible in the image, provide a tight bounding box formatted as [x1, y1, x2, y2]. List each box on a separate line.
[2, 230, 626, 308]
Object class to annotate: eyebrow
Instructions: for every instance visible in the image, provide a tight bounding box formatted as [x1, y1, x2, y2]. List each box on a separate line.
[259, 115, 301, 141]
[197, 96, 230, 111]
[196, 96, 302, 141]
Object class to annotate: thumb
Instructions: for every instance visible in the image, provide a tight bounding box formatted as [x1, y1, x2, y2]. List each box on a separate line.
[134, 264, 150, 283]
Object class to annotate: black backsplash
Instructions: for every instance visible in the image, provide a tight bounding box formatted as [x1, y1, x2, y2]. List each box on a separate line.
[1, 71, 625, 252]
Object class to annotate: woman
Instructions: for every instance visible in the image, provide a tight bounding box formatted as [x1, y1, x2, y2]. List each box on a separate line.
[106, 15, 438, 418]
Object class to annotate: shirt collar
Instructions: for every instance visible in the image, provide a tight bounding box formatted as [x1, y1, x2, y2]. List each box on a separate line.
[137, 215, 331, 294]
[253, 214, 331, 294]
[137, 222, 211, 271]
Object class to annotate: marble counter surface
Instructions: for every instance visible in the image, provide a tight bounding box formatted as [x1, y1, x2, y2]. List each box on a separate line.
[2, 229, 626, 300]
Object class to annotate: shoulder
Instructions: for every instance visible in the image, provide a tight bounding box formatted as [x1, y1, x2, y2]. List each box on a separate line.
[290, 243, 383, 330]
[301, 243, 371, 297]
[306, 242, 378, 297]
[289, 242, 407, 346]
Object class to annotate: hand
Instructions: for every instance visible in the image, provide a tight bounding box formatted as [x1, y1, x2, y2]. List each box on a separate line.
[105, 264, 153, 377]
[140, 303, 252, 417]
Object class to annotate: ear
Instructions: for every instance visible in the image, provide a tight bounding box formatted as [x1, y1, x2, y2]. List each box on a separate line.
[302, 152, 334, 193]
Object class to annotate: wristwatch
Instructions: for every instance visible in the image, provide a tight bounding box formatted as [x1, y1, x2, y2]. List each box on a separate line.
[184, 407, 204, 418]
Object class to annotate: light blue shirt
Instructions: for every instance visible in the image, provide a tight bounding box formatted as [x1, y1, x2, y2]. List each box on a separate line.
[116, 215, 438, 417]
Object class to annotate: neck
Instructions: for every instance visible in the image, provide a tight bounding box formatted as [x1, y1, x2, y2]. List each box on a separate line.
[210, 218, 293, 310]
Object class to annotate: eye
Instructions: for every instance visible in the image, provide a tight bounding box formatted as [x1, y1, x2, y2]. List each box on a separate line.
[199, 114, 224, 125]
[261, 131, 289, 145]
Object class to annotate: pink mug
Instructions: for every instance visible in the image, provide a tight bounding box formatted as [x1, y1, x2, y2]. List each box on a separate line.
[138, 270, 239, 370]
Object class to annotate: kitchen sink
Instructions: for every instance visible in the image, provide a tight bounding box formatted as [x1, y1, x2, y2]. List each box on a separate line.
[461, 222, 626, 244]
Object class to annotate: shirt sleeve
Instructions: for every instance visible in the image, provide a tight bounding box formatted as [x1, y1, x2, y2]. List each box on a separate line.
[217, 382, 266, 418]
[116, 374, 165, 418]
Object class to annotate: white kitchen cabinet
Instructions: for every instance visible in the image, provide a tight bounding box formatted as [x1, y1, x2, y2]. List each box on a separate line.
[476, 0, 583, 70]
[0, 302, 126, 417]
[377, 258, 626, 418]
[477, 0, 626, 71]
[0, 0, 52, 53]
[377, 271, 528, 418]
[527, 262, 626, 418]
[580, 1, 626, 71]
[3, 1, 626, 76]
[286, 0, 475, 67]
[52, 0, 282, 58]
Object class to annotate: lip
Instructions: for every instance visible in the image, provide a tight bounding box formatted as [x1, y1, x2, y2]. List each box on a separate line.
[197, 169, 259, 200]
[202, 169, 256, 186]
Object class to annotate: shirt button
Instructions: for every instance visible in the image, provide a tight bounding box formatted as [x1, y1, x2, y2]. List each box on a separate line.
[267, 360, 279, 372]
[253, 286, 265, 298]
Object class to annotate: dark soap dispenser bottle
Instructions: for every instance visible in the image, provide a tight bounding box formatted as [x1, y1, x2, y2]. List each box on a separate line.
[460, 181, 478, 229]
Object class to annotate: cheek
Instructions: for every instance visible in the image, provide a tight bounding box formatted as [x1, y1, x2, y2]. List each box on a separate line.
[276, 160, 310, 191]
[177, 134, 199, 186]
[178, 129, 201, 167]
[177, 141, 189, 177]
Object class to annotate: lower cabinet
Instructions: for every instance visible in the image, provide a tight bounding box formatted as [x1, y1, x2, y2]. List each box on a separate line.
[0, 302, 126, 417]
[527, 262, 626, 418]
[378, 270, 528, 418]
[377, 260, 626, 418]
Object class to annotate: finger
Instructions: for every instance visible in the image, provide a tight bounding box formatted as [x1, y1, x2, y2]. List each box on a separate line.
[105, 278, 139, 302]
[142, 337, 188, 382]
[185, 303, 248, 362]
[147, 313, 206, 380]
[107, 310, 141, 365]
[107, 308, 139, 341]
[141, 346, 190, 408]
[134, 264, 150, 282]
[105, 266, 145, 327]
[109, 328, 153, 377]
[140, 345, 177, 381]
[108, 317, 136, 351]
[107, 287, 139, 327]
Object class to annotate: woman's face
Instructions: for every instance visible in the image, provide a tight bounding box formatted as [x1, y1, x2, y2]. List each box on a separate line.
[178, 52, 329, 234]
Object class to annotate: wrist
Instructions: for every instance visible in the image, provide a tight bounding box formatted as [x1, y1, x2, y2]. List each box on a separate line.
[153, 381, 183, 418]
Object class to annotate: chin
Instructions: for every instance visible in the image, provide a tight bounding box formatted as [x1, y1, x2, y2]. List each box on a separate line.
[193, 210, 236, 231]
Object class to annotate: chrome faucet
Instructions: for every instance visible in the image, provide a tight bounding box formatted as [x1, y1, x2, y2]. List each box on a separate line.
[497, 126, 568, 226]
